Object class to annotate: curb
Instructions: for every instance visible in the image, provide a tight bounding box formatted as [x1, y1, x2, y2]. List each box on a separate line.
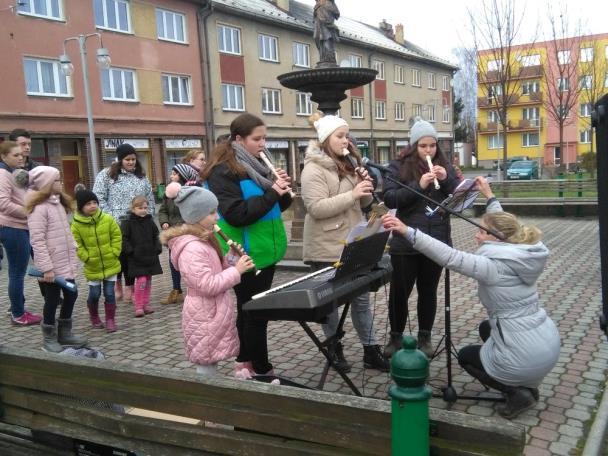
[582, 379, 608, 456]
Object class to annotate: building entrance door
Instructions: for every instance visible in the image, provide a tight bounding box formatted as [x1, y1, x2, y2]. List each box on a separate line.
[62, 158, 82, 196]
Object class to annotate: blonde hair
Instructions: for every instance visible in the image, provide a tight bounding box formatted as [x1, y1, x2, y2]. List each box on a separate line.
[24, 186, 73, 214]
[130, 195, 148, 209]
[482, 212, 542, 244]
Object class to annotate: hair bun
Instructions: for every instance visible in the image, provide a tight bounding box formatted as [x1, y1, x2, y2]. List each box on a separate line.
[165, 182, 182, 199]
[12, 169, 29, 188]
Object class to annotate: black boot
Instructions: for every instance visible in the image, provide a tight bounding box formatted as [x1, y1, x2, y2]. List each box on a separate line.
[383, 332, 403, 358]
[57, 318, 88, 347]
[363, 345, 390, 372]
[497, 387, 537, 419]
[330, 342, 351, 373]
[417, 330, 434, 358]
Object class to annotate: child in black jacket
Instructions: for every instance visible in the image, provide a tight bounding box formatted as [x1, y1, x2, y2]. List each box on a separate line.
[121, 196, 163, 317]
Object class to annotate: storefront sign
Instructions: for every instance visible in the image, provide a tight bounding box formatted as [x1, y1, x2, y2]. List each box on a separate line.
[266, 140, 289, 149]
[104, 138, 149, 150]
[356, 141, 369, 148]
[376, 140, 390, 147]
[164, 139, 202, 149]
[396, 140, 409, 146]
[298, 139, 313, 147]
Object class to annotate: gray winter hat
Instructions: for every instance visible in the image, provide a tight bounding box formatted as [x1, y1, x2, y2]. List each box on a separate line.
[409, 116, 438, 145]
[173, 186, 218, 224]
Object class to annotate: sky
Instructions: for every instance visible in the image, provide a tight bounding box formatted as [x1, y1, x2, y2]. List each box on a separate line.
[299, 0, 608, 63]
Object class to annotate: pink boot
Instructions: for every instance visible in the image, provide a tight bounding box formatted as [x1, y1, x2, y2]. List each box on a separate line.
[133, 277, 146, 317]
[104, 302, 117, 332]
[143, 275, 154, 315]
[87, 302, 104, 328]
[123, 285, 133, 303]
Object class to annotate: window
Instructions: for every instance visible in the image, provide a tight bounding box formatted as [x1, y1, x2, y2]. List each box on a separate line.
[488, 110, 499, 123]
[521, 80, 540, 95]
[442, 107, 450, 123]
[522, 132, 539, 147]
[487, 59, 503, 71]
[411, 68, 421, 86]
[23, 58, 70, 97]
[412, 103, 422, 118]
[428, 73, 436, 89]
[394, 65, 404, 84]
[580, 129, 592, 143]
[162, 74, 190, 105]
[296, 92, 312, 115]
[557, 50, 570, 65]
[259, 34, 279, 62]
[18, 0, 62, 20]
[351, 98, 364, 118]
[217, 24, 241, 54]
[442, 75, 450, 91]
[262, 88, 281, 114]
[579, 75, 592, 89]
[522, 107, 540, 126]
[580, 47, 593, 62]
[520, 54, 540, 67]
[557, 77, 570, 91]
[488, 84, 502, 99]
[94, 0, 130, 33]
[375, 100, 386, 120]
[293, 42, 310, 68]
[349, 54, 362, 68]
[426, 105, 435, 122]
[221, 84, 244, 111]
[488, 134, 504, 149]
[605, 72, 608, 88]
[372, 60, 385, 80]
[580, 103, 592, 117]
[557, 105, 569, 118]
[395, 102, 405, 121]
[101, 67, 136, 101]
[156, 8, 186, 43]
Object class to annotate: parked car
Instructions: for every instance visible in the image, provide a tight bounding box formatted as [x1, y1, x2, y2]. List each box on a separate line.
[494, 155, 529, 170]
[506, 160, 539, 180]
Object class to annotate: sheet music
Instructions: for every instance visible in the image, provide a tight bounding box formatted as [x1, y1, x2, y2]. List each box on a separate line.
[426, 179, 479, 216]
[345, 209, 396, 243]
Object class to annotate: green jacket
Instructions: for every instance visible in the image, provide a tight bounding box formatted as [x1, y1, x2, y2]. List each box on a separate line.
[71, 209, 122, 281]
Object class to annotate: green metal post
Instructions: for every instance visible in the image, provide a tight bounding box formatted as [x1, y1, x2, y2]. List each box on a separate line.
[558, 173, 565, 216]
[389, 335, 432, 456]
[576, 172, 583, 217]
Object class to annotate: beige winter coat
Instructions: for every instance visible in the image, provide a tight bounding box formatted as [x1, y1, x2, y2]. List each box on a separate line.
[301, 141, 372, 263]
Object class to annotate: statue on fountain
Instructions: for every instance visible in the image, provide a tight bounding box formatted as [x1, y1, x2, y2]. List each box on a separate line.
[313, 0, 340, 68]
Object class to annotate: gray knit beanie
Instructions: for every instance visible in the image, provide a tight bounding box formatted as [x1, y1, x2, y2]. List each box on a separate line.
[409, 117, 438, 145]
[173, 185, 218, 224]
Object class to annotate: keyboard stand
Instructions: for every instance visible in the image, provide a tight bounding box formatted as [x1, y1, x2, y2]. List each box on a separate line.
[298, 301, 362, 397]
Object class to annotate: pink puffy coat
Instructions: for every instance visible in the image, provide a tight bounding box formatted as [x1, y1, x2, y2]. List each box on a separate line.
[28, 195, 79, 279]
[166, 227, 241, 365]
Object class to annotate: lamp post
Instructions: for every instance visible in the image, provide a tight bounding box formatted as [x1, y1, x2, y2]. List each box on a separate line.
[59, 33, 111, 179]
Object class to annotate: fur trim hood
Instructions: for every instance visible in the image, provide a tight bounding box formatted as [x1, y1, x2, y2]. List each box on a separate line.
[304, 140, 337, 171]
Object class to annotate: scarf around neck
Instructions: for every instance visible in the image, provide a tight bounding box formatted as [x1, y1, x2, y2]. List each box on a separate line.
[232, 142, 275, 191]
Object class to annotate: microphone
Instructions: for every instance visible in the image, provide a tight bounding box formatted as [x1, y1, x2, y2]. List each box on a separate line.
[361, 157, 391, 174]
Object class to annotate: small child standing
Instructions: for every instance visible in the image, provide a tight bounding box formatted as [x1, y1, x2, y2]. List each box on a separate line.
[22, 166, 87, 352]
[121, 196, 163, 317]
[160, 184, 253, 376]
[71, 189, 122, 332]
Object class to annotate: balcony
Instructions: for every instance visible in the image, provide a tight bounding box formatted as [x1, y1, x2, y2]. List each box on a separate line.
[516, 65, 542, 79]
[477, 118, 543, 135]
[477, 121, 500, 133]
[478, 93, 520, 109]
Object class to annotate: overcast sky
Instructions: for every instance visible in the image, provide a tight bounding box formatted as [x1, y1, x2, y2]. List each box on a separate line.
[299, 0, 608, 63]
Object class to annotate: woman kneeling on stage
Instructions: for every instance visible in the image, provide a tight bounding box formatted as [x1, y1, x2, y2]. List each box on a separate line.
[381, 177, 560, 419]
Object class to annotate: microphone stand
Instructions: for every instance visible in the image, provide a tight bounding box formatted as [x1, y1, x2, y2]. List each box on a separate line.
[369, 164, 504, 403]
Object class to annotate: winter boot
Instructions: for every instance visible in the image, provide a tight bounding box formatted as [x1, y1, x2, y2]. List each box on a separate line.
[114, 280, 123, 301]
[143, 278, 154, 314]
[363, 345, 390, 372]
[383, 331, 403, 358]
[496, 387, 537, 419]
[87, 302, 104, 328]
[330, 342, 352, 373]
[417, 330, 434, 358]
[161, 289, 179, 305]
[104, 302, 117, 332]
[461, 363, 510, 393]
[41, 323, 63, 353]
[123, 285, 133, 303]
[57, 318, 88, 347]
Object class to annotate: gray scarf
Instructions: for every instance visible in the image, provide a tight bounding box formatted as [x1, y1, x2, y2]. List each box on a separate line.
[232, 142, 275, 190]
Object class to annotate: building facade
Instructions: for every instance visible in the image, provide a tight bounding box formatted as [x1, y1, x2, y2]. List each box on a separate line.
[476, 33, 608, 170]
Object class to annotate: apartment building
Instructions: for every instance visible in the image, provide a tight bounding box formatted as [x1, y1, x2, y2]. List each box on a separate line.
[476, 33, 608, 169]
[0, 0, 206, 191]
[201, 0, 457, 184]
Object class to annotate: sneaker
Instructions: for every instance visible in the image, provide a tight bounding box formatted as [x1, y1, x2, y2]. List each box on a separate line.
[11, 311, 43, 326]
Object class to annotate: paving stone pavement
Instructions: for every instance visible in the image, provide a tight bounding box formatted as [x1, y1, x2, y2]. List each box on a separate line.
[1, 216, 606, 455]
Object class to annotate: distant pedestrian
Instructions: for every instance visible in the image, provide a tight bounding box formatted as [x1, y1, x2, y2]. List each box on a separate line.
[9, 128, 41, 171]
[0, 141, 42, 325]
[180, 149, 206, 185]
[71, 189, 122, 332]
[158, 164, 199, 305]
[120, 196, 162, 317]
[23, 166, 87, 352]
[93, 143, 154, 303]
[161, 183, 253, 377]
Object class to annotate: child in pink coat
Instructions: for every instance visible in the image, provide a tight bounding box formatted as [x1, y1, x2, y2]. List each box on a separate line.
[160, 183, 254, 376]
[21, 166, 87, 353]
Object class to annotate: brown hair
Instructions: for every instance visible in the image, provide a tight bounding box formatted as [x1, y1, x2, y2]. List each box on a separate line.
[107, 158, 145, 181]
[482, 212, 542, 244]
[321, 138, 360, 178]
[181, 149, 206, 165]
[396, 140, 449, 183]
[0, 141, 19, 159]
[24, 185, 73, 215]
[130, 195, 148, 209]
[200, 113, 265, 181]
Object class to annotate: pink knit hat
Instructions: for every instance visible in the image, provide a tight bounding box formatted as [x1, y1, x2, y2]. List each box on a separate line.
[28, 166, 60, 191]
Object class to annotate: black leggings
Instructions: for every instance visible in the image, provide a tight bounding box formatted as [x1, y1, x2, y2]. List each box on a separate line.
[233, 265, 275, 374]
[457, 320, 491, 370]
[388, 253, 443, 333]
[42, 281, 77, 325]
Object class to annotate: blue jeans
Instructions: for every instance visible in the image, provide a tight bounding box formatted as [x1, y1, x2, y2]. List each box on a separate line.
[87, 280, 116, 306]
[168, 250, 182, 291]
[0, 226, 30, 318]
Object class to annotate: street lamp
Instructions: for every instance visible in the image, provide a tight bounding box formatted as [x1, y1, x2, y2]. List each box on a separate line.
[59, 33, 111, 178]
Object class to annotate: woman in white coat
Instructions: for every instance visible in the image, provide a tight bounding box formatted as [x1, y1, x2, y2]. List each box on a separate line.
[381, 177, 560, 419]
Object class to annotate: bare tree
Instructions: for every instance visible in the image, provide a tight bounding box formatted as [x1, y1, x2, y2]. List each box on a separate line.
[541, 9, 584, 169]
[467, 0, 537, 179]
[452, 47, 478, 143]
